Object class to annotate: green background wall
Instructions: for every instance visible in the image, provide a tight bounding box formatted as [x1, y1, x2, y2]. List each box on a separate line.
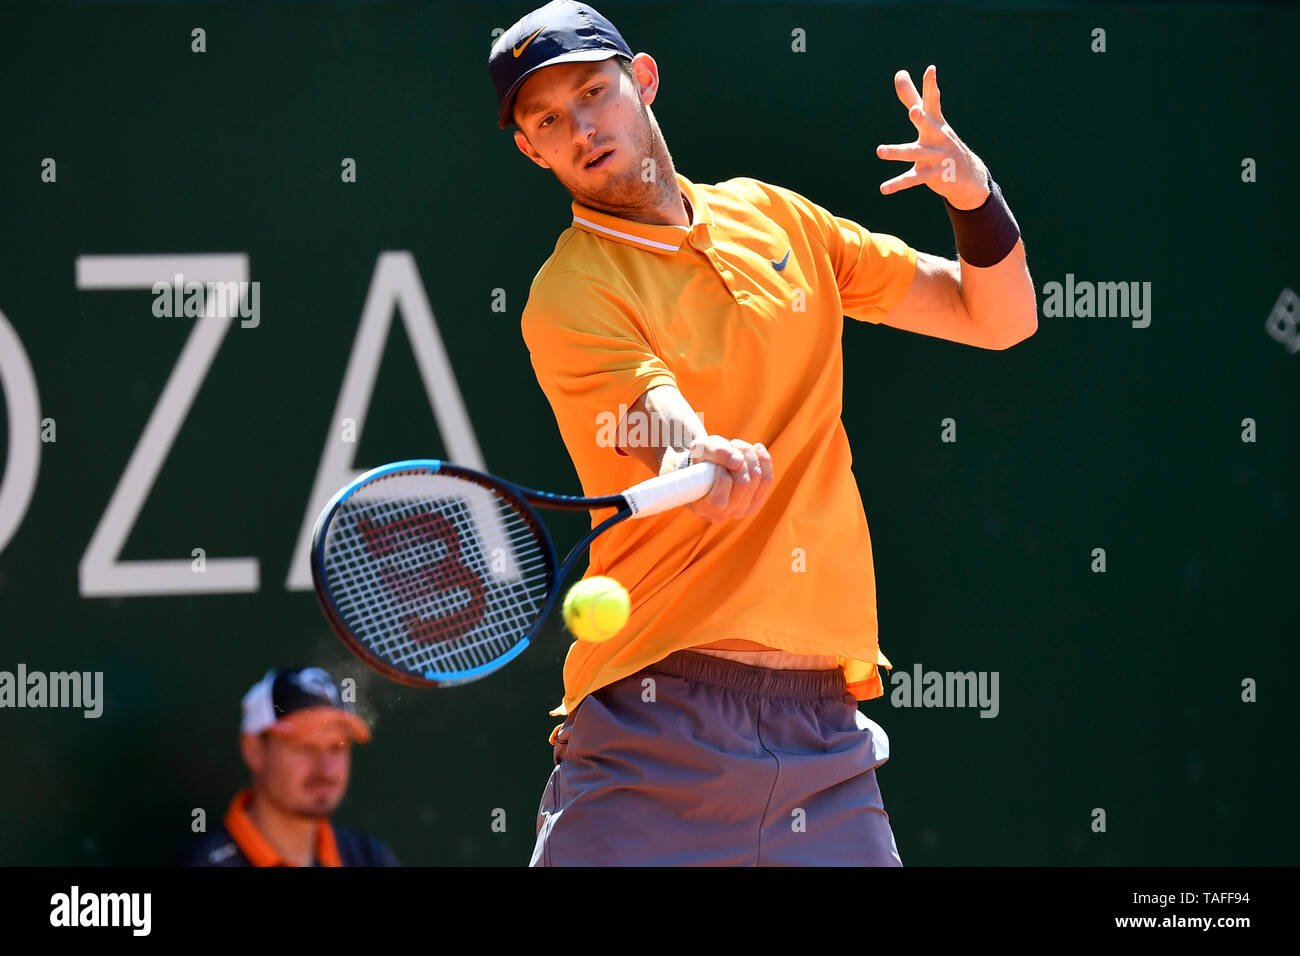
[0, 0, 1296, 865]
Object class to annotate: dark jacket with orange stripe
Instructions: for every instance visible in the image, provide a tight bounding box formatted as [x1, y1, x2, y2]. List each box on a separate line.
[178, 790, 399, 867]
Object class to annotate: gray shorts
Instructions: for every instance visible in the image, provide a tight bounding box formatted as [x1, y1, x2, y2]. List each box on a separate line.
[529, 650, 902, 866]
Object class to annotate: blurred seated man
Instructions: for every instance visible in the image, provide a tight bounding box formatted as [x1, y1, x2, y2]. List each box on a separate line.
[180, 666, 398, 866]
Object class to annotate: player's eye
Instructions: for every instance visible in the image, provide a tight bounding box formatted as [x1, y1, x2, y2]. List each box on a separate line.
[538, 114, 556, 130]
[585, 85, 602, 98]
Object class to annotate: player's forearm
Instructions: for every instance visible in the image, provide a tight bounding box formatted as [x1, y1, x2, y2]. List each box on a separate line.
[958, 239, 1038, 349]
[619, 384, 706, 477]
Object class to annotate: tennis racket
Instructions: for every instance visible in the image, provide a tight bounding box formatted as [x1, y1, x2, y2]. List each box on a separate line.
[309, 458, 719, 687]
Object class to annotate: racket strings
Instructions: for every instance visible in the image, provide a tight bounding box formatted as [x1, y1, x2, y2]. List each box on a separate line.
[321, 471, 552, 680]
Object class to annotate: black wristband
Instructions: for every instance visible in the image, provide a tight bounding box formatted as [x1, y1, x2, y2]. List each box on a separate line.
[943, 176, 1021, 267]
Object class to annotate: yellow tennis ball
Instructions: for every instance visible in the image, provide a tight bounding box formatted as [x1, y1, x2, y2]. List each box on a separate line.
[562, 576, 630, 642]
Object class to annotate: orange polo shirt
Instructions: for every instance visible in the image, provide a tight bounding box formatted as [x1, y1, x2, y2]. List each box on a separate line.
[520, 173, 918, 724]
[224, 789, 343, 867]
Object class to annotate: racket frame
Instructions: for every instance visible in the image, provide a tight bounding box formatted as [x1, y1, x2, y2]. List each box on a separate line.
[310, 459, 638, 688]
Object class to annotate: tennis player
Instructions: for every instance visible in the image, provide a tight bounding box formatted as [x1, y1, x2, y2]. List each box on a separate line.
[489, 1, 1036, 866]
[180, 667, 399, 867]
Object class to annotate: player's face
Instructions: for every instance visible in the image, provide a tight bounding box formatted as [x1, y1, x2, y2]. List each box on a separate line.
[254, 724, 352, 818]
[512, 57, 660, 211]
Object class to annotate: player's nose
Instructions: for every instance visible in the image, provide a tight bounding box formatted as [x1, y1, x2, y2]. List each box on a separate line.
[571, 117, 598, 150]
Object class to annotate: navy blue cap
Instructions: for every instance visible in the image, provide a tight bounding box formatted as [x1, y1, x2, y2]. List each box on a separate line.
[240, 666, 370, 743]
[489, 1, 633, 130]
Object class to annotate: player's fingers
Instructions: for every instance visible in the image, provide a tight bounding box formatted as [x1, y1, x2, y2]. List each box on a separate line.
[879, 166, 929, 196]
[876, 142, 941, 162]
[906, 103, 948, 141]
[893, 69, 922, 112]
[707, 465, 732, 512]
[688, 479, 729, 522]
[689, 438, 743, 479]
[699, 441, 746, 519]
[687, 497, 711, 521]
[724, 442, 761, 518]
[922, 64, 943, 121]
[745, 442, 774, 516]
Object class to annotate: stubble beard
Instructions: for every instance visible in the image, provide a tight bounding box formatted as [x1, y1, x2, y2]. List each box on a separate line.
[568, 103, 678, 216]
[261, 780, 341, 821]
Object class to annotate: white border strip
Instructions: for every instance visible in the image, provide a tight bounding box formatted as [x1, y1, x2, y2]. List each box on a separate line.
[572, 216, 685, 252]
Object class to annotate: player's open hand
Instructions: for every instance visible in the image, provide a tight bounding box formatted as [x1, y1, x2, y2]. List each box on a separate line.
[686, 436, 773, 523]
[876, 65, 991, 210]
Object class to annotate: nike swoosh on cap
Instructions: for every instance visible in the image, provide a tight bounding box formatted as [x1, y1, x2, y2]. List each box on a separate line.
[771, 249, 791, 271]
[513, 28, 544, 57]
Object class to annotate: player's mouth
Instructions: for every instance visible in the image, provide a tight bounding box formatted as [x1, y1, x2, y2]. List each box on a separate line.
[583, 147, 615, 171]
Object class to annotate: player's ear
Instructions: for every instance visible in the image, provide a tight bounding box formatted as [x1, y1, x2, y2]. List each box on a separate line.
[514, 129, 550, 169]
[628, 52, 660, 108]
[240, 731, 266, 774]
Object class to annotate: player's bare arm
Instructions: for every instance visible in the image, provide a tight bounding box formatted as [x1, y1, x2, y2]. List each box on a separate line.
[619, 384, 774, 523]
[874, 65, 1038, 350]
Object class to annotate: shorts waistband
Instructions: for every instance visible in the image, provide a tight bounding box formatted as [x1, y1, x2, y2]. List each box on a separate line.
[642, 650, 847, 700]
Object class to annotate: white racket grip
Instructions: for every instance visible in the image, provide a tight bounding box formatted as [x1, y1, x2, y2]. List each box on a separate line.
[622, 462, 720, 517]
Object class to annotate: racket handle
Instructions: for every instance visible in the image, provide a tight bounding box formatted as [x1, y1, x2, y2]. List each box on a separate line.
[622, 462, 720, 518]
